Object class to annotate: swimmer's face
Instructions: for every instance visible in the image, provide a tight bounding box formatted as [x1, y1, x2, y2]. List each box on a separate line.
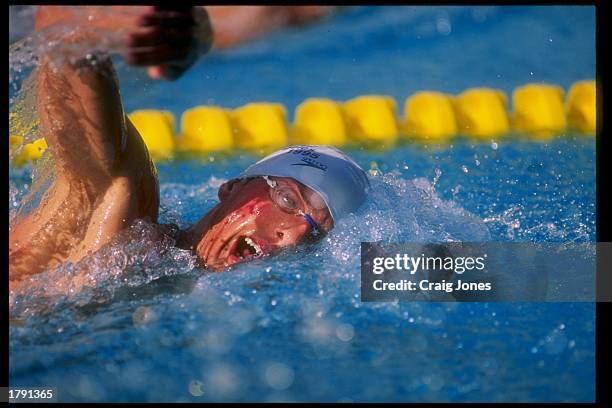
[192, 177, 333, 270]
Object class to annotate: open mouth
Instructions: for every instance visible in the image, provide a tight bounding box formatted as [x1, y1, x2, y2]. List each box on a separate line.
[231, 235, 264, 261]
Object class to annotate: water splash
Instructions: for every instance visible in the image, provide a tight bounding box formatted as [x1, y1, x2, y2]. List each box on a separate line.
[10, 220, 197, 319]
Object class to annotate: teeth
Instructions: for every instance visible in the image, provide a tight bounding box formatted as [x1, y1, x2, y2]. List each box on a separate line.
[244, 237, 262, 256]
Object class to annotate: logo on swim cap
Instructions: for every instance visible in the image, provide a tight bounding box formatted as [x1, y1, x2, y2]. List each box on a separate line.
[240, 145, 370, 221]
[289, 148, 328, 171]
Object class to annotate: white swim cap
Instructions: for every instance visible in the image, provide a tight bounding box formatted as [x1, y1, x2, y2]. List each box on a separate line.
[240, 145, 370, 221]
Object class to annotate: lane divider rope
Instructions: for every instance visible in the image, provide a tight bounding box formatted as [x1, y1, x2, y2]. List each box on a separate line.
[9, 80, 596, 165]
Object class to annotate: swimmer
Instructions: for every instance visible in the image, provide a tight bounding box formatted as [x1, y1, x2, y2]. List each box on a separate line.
[32, 5, 214, 81]
[30, 5, 335, 79]
[8, 17, 369, 292]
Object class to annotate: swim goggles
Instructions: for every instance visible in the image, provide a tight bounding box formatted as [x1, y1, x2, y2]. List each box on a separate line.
[261, 175, 321, 238]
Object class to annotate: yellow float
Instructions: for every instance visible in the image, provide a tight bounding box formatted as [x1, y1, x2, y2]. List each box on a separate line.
[9, 134, 24, 155]
[128, 110, 176, 160]
[9, 80, 598, 167]
[453, 88, 509, 138]
[510, 84, 566, 137]
[292, 98, 347, 146]
[178, 106, 235, 153]
[343, 95, 399, 146]
[12, 138, 48, 166]
[402, 91, 457, 140]
[566, 80, 596, 135]
[230, 103, 289, 151]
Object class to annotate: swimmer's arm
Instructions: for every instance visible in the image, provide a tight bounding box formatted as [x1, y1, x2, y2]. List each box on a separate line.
[206, 6, 334, 49]
[35, 6, 213, 81]
[36, 47, 127, 194]
[34, 6, 141, 32]
[9, 32, 157, 285]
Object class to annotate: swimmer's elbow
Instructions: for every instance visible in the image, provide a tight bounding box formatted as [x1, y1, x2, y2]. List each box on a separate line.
[37, 21, 115, 75]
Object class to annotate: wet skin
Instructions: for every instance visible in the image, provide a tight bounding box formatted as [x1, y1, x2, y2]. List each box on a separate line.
[8, 50, 160, 291]
[32, 5, 331, 79]
[178, 177, 333, 270]
[8, 29, 332, 291]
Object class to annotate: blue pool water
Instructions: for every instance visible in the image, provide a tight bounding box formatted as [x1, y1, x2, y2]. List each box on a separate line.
[9, 6, 595, 402]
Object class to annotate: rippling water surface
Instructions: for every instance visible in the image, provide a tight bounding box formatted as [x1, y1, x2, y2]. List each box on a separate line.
[9, 5, 595, 402]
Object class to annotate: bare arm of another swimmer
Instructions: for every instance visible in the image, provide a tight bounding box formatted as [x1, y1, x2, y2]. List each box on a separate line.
[207, 6, 334, 49]
[33, 6, 213, 80]
[30, 5, 329, 55]
[9, 16, 161, 286]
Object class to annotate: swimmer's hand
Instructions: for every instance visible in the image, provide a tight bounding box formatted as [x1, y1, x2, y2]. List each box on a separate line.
[124, 6, 213, 81]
